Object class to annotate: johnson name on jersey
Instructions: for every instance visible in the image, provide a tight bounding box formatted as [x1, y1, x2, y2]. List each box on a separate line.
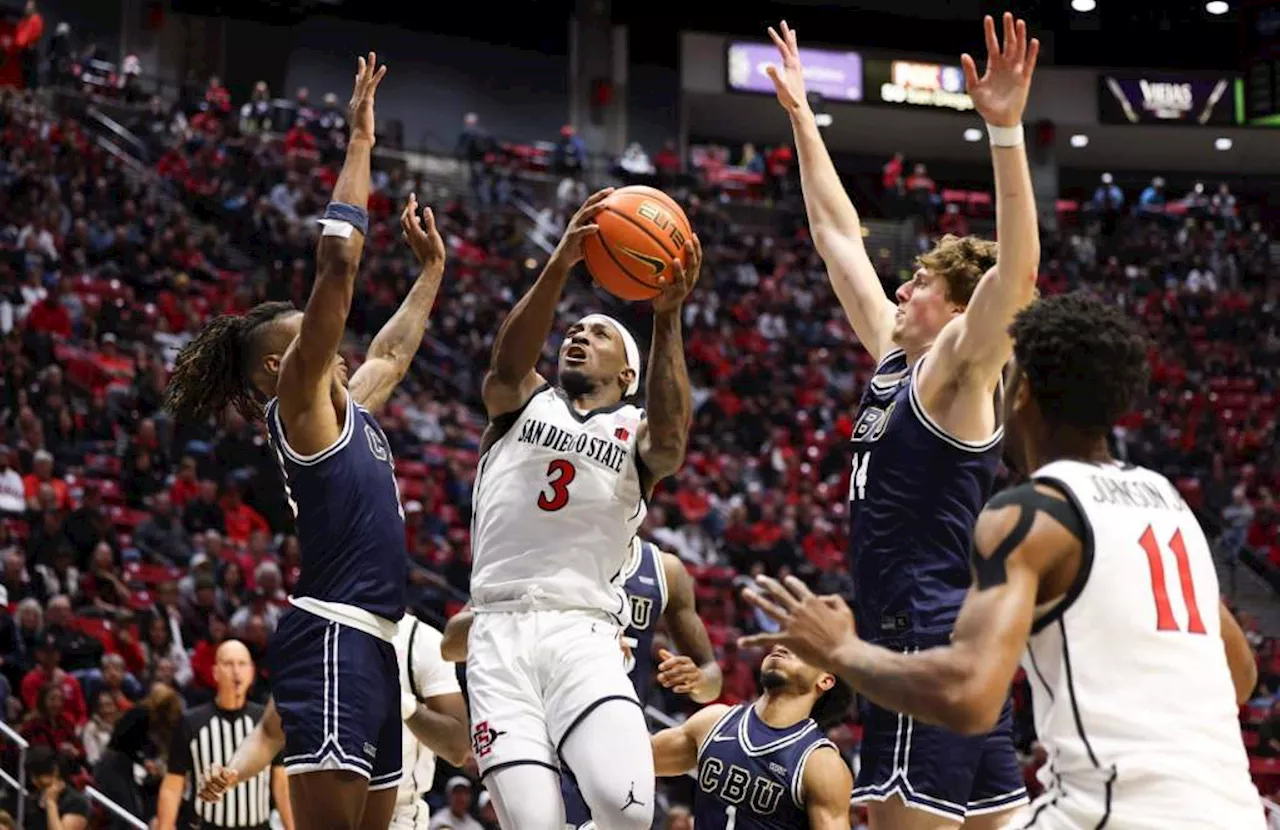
[470, 385, 647, 620]
[1020, 459, 1263, 830]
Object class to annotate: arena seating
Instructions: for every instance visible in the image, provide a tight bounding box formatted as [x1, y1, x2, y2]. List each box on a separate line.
[1, 66, 1278, 825]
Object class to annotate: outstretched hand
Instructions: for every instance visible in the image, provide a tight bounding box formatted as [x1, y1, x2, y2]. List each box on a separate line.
[656, 648, 706, 696]
[652, 236, 701, 314]
[739, 575, 858, 673]
[961, 13, 1039, 128]
[765, 21, 809, 116]
[400, 193, 446, 274]
[348, 51, 388, 143]
[552, 188, 613, 267]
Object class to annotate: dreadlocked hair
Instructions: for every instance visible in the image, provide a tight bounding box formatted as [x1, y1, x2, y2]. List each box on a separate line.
[163, 301, 296, 424]
[1008, 292, 1150, 436]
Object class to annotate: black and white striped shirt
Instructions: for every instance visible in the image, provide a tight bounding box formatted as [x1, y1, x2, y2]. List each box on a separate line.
[168, 702, 277, 829]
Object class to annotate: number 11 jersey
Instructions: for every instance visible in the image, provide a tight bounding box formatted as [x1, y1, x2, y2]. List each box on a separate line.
[1017, 460, 1263, 829]
[470, 384, 646, 621]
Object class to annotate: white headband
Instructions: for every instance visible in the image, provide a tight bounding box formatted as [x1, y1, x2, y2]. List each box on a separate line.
[578, 313, 641, 396]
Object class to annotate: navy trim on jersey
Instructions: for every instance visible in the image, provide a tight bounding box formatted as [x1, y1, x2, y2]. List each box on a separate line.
[553, 387, 638, 423]
[269, 393, 356, 466]
[906, 354, 1003, 453]
[653, 545, 669, 614]
[1057, 619, 1116, 827]
[737, 705, 818, 757]
[406, 618, 422, 701]
[555, 695, 641, 758]
[1027, 476, 1097, 636]
[789, 738, 836, 809]
[696, 705, 741, 762]
[482, 382, 552, 452]
[1024, 643, 1055, 704]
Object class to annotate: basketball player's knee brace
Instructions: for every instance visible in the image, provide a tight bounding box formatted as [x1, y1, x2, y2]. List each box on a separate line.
[560, 700, 654, 830]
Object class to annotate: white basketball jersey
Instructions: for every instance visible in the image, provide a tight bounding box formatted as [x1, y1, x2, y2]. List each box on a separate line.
[1018, 459, 1263, 830]
[469, 386, 647, 620]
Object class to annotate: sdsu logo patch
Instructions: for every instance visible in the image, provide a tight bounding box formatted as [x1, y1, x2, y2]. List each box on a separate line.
[471, 721, 506, 759]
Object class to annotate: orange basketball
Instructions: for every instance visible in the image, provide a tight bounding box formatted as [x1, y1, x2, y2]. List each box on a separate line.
[583, 186, 693, 301]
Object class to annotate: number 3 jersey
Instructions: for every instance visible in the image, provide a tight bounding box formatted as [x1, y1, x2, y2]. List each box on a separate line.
[847, 348, 1002, 644]
[469, 384, 647, 620]
[1018, 460, 1263, 830]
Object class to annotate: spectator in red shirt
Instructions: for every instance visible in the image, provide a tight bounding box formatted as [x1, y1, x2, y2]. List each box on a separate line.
[25, 284, 70, 338]
[22, 449, 69, 511]
[168, 455, 200, 509]
[221, 487, 268, 544]
[204, 75, 231, 113]
[20, 682, 85, 769]
[21, 633, 88, 725]
[14, 0, 44, 90]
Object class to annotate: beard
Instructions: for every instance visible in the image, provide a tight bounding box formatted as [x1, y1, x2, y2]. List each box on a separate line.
[560, 369, 596, 399]
[760, 669, 787, 692]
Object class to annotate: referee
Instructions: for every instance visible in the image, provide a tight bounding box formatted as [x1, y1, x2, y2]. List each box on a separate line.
[155, 640, 295, 830]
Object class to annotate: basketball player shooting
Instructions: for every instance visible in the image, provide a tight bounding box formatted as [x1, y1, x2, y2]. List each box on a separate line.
[742, 293, 1265, 830]
[466, 192, 700, 830]
[166, 53, 451, 830]
[769, 13, 1039, 829]
[651, 645, 852, 830]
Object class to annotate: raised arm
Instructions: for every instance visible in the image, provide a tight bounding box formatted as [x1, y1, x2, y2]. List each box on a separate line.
[925, 14, 1041, 385]
[656, 551, 722, 703]
[482, 190, 612, 418]
[650, 703, 729, 777]
[767, 22, 896, 361]
[742, 483, 1078, 735]
[349, 195, 447, 413]
[1219, 601, 1258, 705]
[637, 238, 699, 493]
[277, 53, 386, 451]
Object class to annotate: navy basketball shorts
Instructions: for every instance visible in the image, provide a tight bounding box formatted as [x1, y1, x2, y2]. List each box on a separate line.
[852, 643, 1028, 821]
[269, 607, 403, 791]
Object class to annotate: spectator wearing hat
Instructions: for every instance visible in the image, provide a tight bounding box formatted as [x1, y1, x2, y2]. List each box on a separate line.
[20, 633, 87, 725]
[428, 778, 482, 830]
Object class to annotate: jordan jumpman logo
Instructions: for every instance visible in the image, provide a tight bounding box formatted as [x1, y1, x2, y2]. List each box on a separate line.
[620, 782, 645, 812]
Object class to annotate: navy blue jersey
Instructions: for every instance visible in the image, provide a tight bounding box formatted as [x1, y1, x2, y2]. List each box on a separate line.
[621, 538, 668, 707]
[846, 348, 1001, 642]
[264, 394, 407, 622]
[694, 704, 835, 830]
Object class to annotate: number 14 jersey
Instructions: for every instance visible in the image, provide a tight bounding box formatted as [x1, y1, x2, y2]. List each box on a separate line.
[470, 384, 646, 621]
[1019, 460, 1262, 829]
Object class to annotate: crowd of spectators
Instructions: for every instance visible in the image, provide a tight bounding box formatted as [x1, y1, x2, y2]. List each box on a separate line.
[0, 52, 1277, 828]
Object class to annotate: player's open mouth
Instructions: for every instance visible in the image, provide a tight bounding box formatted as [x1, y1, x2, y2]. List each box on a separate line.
[565, 345, 588, 364]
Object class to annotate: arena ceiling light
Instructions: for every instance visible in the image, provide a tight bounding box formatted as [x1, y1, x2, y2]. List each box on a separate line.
[963, 128, 983, 142]
[1215, 137, 1233, 150]
[1205, 1, 1229, 15]
[1070, 134, 1089, 148]
[1071, 0, 1097, 12]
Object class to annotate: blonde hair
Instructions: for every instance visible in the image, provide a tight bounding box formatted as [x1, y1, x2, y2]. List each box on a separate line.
[916, 234, 998, 305]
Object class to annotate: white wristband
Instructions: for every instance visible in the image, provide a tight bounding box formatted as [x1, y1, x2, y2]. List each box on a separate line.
[987, 123, 1025, 148]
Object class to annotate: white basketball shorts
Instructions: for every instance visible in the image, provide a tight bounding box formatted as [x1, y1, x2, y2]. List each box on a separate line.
[466, 608, 640, 775]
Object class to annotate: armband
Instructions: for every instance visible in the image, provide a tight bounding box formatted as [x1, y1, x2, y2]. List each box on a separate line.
[318, 201, 369, 239]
